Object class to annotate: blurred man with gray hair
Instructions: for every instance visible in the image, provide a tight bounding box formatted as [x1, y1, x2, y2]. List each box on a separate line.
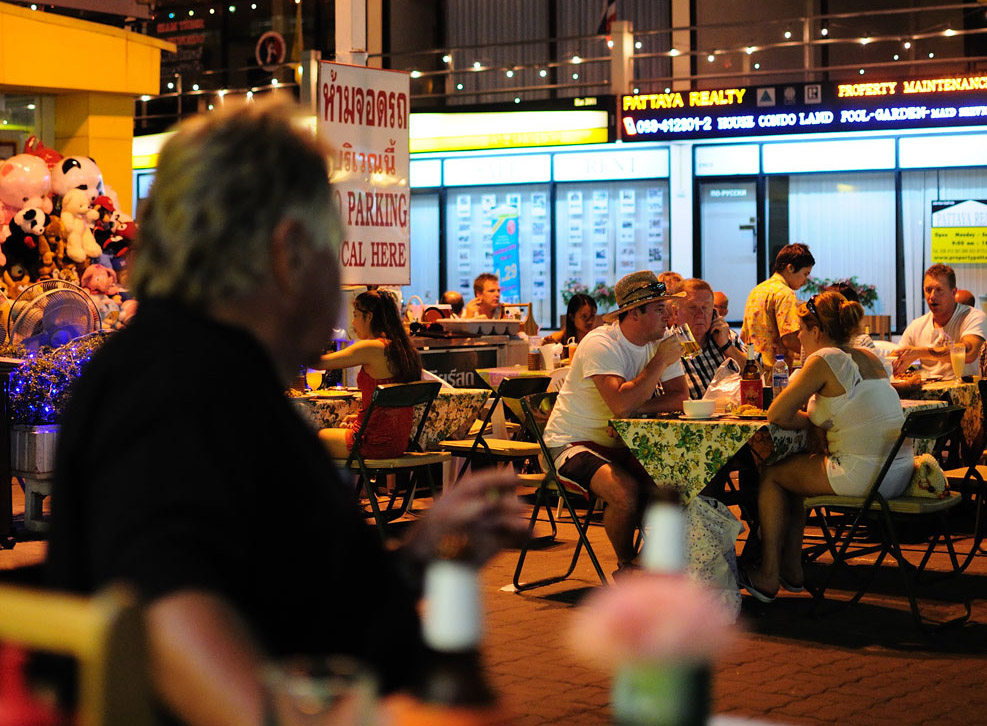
[45, 100, 522, 726]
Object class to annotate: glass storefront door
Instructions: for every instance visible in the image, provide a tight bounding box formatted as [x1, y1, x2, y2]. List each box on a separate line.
[699, 179, 758, 325]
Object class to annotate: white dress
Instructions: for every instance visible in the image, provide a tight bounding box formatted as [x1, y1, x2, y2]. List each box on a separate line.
[806, 347, 913, 498]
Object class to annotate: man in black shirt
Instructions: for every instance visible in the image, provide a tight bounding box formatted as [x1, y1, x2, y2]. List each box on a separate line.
[45, 100, 523, 726]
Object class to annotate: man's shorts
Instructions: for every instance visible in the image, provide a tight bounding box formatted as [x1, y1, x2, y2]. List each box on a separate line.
[548, 441, 654, 494]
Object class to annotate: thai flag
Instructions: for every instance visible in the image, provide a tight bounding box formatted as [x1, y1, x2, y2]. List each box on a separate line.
[597, 0, 616, 35]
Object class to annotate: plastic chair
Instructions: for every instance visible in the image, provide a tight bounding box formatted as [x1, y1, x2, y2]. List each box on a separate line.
[440, 376, 551, 482]
[0, 582, 157, 726]
[333, 381, 450, 540]
[943, 378, 987, 569]
[512, 392, 608, 591]
[803, 405, 969, 627]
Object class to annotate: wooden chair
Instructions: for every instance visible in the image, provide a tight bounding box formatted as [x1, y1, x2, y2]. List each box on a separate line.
[0, 582, 157, 726]
[440, 376, 551, 482]
[803, 405, 969, 627]
[860, 314, 892, 341]
[943, 378, 987, 570]
[333, 381, 450, 540]
[512, 392, 608, 591]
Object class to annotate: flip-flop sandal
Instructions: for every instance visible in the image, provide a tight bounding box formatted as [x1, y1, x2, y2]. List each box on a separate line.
[779, 576, 805, 593]
[738, 568, 776, 603]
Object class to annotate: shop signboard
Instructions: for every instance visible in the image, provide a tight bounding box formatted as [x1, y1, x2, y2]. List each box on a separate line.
[318, 61, 411, 285]
[491, 205, 521, 304]
[619, 74, 987, 142]
[931, 200, 987, 264]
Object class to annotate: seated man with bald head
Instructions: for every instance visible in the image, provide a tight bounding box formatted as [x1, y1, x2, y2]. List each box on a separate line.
[956, 288, 976, 307]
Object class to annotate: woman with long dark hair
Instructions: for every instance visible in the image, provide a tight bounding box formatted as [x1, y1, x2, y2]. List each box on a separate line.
[544, 293, 598, 346]
[318, 289, 423, 458]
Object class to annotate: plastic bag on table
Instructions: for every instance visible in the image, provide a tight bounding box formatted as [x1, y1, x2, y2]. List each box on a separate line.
[683, 495, 744, 621]
[702, 358, 742, 411]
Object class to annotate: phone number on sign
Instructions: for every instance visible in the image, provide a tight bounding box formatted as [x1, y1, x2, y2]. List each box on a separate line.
[625, 116, 713, 135]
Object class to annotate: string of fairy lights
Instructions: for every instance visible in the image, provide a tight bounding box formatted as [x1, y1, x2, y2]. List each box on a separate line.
[20, 1, 987, 109]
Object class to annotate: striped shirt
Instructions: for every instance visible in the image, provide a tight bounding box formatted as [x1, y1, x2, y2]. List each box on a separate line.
[682, 330, 746, 400]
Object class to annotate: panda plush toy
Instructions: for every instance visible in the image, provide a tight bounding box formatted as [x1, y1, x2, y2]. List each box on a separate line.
[5, 207, 51, 281]
[52, 156, 104, 206]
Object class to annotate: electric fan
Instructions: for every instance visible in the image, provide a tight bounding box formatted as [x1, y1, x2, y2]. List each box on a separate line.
[7, 280, 102, 352]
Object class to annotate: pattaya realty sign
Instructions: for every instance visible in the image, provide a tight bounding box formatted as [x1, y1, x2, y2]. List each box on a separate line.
[318, 61, 410, 285]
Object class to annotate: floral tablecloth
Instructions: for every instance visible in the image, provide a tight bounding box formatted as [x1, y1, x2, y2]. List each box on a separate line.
[292, 388, 490, 451]
[611, 399, 946, 504]
[907, 379, 981, 449]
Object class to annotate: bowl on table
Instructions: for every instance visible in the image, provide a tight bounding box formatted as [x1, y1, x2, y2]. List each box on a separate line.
[682, 399, 716, 419]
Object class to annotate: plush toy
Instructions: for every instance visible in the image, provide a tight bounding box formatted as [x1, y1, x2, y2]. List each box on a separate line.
[52, 156, 103, 204]
[81, 263, 136, 328]
[4, 208, 49, 280]
[0, 154, 53, 242]
[61, 189, 101, 263]
[23, 135, 63, 171]
[42, 217, 71, 276]
[2, 266, 32, 300]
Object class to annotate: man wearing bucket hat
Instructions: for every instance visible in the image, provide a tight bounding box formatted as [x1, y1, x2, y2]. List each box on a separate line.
[543, 270, 688, 574]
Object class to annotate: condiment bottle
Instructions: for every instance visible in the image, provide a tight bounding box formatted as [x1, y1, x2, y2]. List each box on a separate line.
[739, 346, 763, 409]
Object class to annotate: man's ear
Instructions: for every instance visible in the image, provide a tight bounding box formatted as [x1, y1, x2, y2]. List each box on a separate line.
[270, 218, 308, 294]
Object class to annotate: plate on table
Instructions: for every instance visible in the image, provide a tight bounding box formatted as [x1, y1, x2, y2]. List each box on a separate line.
[309, 389, 357, 398]
[679, 413, 723, 421]
[920, 373, 943, 382]
[732, 413, 768, 420]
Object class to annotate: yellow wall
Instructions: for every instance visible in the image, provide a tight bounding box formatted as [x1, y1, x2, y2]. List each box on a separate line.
[0, 2, 174, 214]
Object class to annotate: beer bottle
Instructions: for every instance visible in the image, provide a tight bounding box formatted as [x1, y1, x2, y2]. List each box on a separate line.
[739, 346, 763, 409]
[391, 536, 506, 726]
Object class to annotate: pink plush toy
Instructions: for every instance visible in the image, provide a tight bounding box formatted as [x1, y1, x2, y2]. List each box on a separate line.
[61, 189, 101, 263]
[81, 263, 135, 328]
[0, 154, 53, 242]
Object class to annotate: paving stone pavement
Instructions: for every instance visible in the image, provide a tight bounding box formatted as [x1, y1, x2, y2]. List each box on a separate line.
[478, 499, 987, 726]
[3, 483, 986, 725]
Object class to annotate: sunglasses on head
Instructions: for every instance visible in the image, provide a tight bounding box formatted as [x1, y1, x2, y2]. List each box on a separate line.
[624, 280, 667, 305]
[806, 295, 822, 326]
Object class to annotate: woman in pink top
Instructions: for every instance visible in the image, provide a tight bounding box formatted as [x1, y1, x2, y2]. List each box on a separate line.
[317, 289, 422, 458]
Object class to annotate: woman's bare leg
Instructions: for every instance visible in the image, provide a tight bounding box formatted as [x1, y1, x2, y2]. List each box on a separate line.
[318, 427, 351, 459]
[748, 453, 832, 596]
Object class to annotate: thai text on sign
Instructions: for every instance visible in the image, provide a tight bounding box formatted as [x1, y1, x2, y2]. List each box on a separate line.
[318, 61, 411, 285]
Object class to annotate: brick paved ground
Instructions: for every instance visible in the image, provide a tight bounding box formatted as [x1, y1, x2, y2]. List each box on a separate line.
[3, 483, 986, 725]
[478, 496, 987, 726]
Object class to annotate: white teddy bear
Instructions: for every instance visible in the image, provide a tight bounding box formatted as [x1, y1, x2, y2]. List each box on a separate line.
[61, 188, 101, 263]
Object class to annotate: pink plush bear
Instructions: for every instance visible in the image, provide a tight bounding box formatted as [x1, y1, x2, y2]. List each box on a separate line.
[0, 154, 53, 243]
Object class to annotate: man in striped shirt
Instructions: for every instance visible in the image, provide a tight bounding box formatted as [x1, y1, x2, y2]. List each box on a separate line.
[674, 278, 747, 399]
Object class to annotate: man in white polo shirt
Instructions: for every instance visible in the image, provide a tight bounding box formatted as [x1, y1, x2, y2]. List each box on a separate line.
[894, 263, 987, 378]
[543, 270, 687, 574]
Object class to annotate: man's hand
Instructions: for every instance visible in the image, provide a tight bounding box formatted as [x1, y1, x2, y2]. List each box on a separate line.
[893, 345, 924, 376]
[709, 315, 732, 350]
[404, 468, 527, 567]
[653, 334, 684, 370]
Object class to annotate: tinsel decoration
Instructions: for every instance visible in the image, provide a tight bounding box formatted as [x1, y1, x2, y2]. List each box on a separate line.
[9, 333, 108, 426]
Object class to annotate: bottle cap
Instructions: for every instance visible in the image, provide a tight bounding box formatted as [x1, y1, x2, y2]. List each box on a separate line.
[423, 560, 483, 651]
[641, 502, 685, 573]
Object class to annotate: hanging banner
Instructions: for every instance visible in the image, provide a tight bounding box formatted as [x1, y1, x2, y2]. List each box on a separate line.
[318, 61, 410, 285]
[491, 205, 521, 304]
[931, 200, 987, 264]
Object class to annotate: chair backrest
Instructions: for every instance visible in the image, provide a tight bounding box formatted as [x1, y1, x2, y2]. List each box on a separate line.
[350, 380, 442, 458]
[0, 583, 156, 726]
[470, 375, 551, 436]
[497, 375, 552, 401]
[519, 391, 558, 468]
[866, 405, 965, 503]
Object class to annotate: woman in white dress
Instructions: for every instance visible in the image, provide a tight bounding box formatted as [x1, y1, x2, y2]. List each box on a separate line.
[740, 291, 912, 602]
